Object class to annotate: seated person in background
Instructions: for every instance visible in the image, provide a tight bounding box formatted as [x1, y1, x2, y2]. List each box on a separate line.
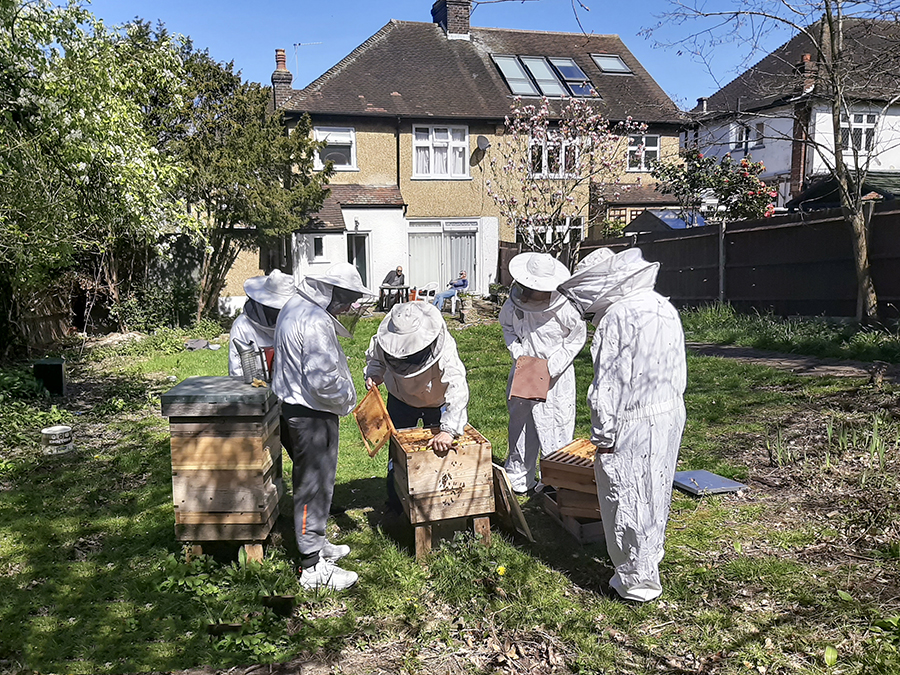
[382, 266, 405, 287]
[228, 269, 296, 378]
[432, 270, 468, 310]
[380, 266, 407, 310]
[364, 302, 469, 512]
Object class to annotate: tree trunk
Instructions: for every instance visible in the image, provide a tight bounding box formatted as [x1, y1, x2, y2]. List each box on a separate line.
[848, 204, 878, 323]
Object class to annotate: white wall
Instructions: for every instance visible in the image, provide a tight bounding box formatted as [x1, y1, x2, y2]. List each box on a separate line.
[809, 103, 900, 175]
[698, 110, 795, 180]
[342, 206, 409, 290]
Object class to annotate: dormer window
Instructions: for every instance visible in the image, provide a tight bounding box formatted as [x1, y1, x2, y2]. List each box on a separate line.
[492, 54, 598, 98]
[592, 54, 632, 75]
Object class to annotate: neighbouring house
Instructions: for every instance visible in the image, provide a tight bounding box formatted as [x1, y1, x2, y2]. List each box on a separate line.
[268, 0, 682, 293]
[687, 18, 900, 208]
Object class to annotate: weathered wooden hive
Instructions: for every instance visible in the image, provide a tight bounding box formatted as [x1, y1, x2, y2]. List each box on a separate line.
[161, 376, 283, 557]
[353, 388, 494, 558]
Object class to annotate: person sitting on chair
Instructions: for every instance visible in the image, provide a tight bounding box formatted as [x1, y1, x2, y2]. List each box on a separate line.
[432, 270, 468, 310]
[380, 266, 406, 310]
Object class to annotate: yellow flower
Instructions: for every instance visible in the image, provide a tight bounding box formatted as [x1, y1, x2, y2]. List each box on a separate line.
[496, 566, 506, 576]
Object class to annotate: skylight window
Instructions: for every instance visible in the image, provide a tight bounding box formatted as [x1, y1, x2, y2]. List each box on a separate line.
[592, 54, 632, 74]
[520, 57, 568, 97]
[549, 57, 593, 96]
[492, 54, 597, 98]
[492, 55, 539, 96]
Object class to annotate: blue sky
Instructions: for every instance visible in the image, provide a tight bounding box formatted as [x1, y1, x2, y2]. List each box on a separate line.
[86, 0, 787, 110]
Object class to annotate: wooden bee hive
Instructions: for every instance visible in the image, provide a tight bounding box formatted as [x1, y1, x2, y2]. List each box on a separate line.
[353, 388, 494, 559]
[161, 376, 283, 561]
[540, 438, 603, 541]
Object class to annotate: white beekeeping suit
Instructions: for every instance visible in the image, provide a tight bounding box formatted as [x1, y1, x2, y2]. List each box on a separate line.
[500, 253, 586, 494]
[364, 302, 469, 437]
[228, 269, 295, 378]
[558, 247, 686, 602]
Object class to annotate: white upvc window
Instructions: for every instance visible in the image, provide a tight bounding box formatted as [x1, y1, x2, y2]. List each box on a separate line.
[313, 127, 357, 170]
[529, 131, 578, 178]
[752, 121, 765, 148]
[413, 125, 469, 179]
[627, 134, 659, 172]
[840, 112, 877, 154]
[733, 123, 751, 153]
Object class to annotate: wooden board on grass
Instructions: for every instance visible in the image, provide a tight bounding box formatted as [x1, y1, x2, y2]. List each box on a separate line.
[492, 463, 534, 542]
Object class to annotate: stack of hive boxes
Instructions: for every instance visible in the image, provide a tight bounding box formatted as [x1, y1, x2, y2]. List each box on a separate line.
[539, 438, 604, 544]
[161, 376, 283, 558]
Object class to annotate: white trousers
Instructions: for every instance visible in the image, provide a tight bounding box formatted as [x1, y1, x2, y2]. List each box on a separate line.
[505, 364, 576, 493]
[594, 399, 685, 602]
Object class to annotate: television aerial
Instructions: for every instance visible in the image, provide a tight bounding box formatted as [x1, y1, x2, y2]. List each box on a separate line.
[293, 41, 323, 74]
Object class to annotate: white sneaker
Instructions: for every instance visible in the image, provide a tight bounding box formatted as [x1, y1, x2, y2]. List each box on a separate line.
[300, 559, 358, 591]
[321, 539, 350, 562]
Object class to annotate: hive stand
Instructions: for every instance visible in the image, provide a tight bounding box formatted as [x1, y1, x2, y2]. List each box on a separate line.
[161, 376, 283, 563]
[539, 438, 603, 544]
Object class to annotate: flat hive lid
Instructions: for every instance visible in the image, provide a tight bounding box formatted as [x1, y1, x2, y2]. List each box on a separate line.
[673, 470, 747, 496]
[161, 376, 277, 417]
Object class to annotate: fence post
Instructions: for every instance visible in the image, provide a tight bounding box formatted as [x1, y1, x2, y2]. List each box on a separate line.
[718, 220, 726, 303]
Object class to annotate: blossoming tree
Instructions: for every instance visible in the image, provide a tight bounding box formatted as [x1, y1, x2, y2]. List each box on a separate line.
[486, 96, 644, 263]
[651, 147, 777, 224]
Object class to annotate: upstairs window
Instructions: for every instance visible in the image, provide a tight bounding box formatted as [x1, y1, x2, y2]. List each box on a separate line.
[549, 57, 593, 96]
[413, 125, 469, 179]
[492, 54, 597, 98]
[840, 113, 877, 153]
[627, 134, 659, 172]
[530, 131, 578, 178]
[752, 122, 765, 148]
[592, 54, 632, 74]
[313, 127, 357, 170]
[733, 123, 751, 153]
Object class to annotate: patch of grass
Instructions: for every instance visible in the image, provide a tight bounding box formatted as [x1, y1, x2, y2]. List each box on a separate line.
[0, 316, 897, 673]
[682, 301, 900, 362]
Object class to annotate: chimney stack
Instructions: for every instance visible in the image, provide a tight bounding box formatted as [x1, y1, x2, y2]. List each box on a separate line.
[432, 0, 470, 40]
[697, 97, 708, 113]
[271, 48, 293, 110]
[798, 53, 816, 93]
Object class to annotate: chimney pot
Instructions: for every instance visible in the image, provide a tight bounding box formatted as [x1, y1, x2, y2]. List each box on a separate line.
[275, 48, 287, 71]
[271, 48, 293, 109]
[697, 96, 708, 113]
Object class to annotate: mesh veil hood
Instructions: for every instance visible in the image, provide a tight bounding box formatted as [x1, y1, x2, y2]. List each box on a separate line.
[558, 248, 659, 322]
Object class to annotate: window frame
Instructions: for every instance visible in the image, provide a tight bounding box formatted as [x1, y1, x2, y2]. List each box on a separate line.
[840, 112, 878, 155]
[313, 126, 357, 171]
[591, 54, 633, 75]
[492, 54, 598, 98]
[733, 123, 751, 154]
[412, 124, 470, 180]
[529, 130, 579, 179]
[627, 134, 660, 172]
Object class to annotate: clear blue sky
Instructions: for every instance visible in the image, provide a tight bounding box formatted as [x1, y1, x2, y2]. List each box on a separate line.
[86, 0, 786, 111]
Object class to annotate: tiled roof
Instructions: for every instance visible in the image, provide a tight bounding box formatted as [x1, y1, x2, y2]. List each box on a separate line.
[697, 19, 900, 115]
[303, 185, 405, 232]
[285, 21, 682, 125]
[594, 183, 678, 205]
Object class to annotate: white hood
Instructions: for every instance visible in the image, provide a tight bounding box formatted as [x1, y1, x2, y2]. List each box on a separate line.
[297, 277, 355, 338]
[558, 248, 659, 324]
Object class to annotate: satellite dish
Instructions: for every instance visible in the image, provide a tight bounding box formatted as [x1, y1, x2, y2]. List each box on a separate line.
[476, 135, 491, 151]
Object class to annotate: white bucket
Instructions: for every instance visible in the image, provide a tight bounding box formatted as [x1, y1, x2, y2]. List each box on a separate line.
[41, 425, 75, 455]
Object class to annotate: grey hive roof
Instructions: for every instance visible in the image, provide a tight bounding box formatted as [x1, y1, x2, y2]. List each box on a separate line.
[286, 21, 681, 124]
[697, 18, 900, 115]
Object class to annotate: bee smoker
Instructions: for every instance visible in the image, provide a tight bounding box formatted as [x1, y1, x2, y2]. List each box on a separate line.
[232, 338, 268, 384]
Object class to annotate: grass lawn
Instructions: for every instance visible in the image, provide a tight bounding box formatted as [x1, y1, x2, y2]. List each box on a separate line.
[0, 317, 898, 674]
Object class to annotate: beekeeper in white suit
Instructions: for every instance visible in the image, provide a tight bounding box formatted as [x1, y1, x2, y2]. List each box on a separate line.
[273, 262, 374, 591]
[228, 269, 295, 378]
[500, 252, 586, 494]
[558, 247, 686, 602]
[364, 302, 469, 510]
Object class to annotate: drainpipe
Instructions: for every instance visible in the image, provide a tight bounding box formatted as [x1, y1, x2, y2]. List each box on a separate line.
[396, 117, 402, 190]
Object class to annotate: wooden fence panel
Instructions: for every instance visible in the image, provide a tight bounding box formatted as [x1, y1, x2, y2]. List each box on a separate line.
[581, 203, 900, 318]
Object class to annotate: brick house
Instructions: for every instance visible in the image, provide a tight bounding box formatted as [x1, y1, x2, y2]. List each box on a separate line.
[269, 0, 682, 293]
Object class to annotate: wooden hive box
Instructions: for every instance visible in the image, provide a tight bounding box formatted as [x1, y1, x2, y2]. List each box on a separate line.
[161, 376, 283, 550]
[540, 438, 603, 528]
[353, 388, 494, 558]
